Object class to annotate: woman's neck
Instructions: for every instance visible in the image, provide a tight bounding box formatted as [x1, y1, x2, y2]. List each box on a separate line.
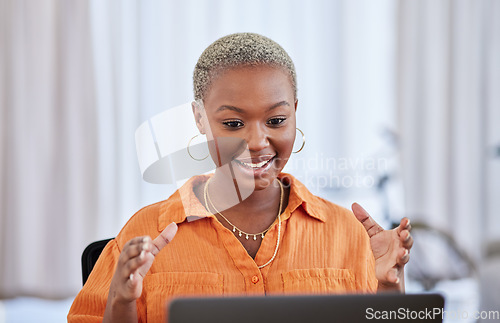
[202, 171, 286, 233]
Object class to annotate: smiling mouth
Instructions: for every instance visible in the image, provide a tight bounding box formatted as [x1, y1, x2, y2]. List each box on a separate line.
[233, 156, 275, 170]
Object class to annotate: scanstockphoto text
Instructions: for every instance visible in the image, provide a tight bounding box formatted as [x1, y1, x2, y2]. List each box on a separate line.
[365, 307, 500, 321]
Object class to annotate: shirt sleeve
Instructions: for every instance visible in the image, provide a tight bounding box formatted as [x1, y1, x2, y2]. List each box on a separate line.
[67, 239, 120, 322]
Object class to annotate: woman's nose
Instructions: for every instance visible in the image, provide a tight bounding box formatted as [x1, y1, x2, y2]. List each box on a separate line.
[245, 125, 269, 152]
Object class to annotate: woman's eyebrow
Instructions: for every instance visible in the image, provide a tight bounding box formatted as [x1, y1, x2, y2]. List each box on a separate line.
[216, 105, 244, 113]
[216, 101, 290, 113]
[268, 101, 290, 110]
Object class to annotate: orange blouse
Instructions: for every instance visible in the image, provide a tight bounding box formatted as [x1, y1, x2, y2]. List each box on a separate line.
[68, 173, 377, 322]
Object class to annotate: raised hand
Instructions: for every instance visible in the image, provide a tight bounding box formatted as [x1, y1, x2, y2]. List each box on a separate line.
[103, 222, 178, 322]
[351, 203, 413, 292]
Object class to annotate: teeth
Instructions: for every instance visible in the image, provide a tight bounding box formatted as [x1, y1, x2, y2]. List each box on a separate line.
[239, 159, 270, 168]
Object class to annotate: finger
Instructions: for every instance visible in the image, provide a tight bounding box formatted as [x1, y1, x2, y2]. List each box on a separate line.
[399, 230, 414, 250]
[397, 218, 411, 234]
[128, 267, 146, 290]
[124, 237, 152, 260]
[351, 203, 384, 238]
[123, 236, 148, 253]
[386, 267, 399, 284]
[128, 270, 141, 286]
[124, 248, 150, 278]
[136, 251, 155, 278]
[151, 222, 178, 256]
[118, 237, 145, 267]
[398, 249, 410, 266]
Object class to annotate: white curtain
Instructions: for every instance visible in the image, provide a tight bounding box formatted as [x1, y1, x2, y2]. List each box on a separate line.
[2, 0, 497, 300]
[0, 0, 98, 298]
[397, 0, 500, 261]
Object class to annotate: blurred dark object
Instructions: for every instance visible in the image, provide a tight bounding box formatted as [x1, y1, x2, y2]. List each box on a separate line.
[81, 238, 113, 286]
[406, 221, 476, 291]
[489, 143, 500, 159]
[478, 241, 500, 321]
[485, 241, 500, 258]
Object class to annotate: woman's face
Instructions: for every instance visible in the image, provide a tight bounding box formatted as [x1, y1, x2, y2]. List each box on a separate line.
[195, 65, 297, 190]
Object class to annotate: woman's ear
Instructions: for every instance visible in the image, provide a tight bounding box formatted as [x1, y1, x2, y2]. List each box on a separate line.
[294, 99, 298, 112]
[192, 100, 207, 134]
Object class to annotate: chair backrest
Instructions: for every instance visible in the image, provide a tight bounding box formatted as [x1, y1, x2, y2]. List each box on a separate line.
[81, 238, 113, 286]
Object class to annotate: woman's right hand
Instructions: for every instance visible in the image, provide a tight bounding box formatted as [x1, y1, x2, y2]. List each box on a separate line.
[103, 222, 178, 322]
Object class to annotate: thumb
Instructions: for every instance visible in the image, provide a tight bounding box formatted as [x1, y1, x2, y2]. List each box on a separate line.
[151, 222, 178, 256]
[351, 203, 383, 238]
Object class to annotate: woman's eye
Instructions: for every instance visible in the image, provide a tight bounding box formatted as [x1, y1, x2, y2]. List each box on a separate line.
[267, 117, 286, 126]
[223, 120, 244, 128]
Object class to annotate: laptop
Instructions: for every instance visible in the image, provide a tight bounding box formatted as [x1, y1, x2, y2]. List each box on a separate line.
[169, 293, 445, 323]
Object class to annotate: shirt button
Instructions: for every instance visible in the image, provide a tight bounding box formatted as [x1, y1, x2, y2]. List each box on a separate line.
[251, 275, 259, 284]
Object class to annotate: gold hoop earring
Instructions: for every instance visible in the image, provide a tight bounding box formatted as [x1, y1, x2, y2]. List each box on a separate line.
[293, 128, 305, 154]
[187, 134, 209, 161]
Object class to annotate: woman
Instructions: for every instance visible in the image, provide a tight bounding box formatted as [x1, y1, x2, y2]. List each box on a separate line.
[68, 33, 413, 323]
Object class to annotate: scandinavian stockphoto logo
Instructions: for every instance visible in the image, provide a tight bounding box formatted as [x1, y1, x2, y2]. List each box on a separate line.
[285, 153, 389, 191]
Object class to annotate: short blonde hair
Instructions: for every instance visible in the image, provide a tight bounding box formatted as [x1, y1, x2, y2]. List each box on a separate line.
[193, 32, 297, 101]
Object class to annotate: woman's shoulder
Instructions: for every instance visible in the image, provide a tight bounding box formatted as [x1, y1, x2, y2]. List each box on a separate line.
[112, 175, 212, 249]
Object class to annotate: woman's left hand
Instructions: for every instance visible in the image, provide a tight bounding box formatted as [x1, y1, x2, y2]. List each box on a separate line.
[351, 203, 413, 293]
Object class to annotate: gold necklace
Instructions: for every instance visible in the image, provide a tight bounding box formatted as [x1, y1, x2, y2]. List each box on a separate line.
[203, 177, 284, 269]
[204, 177, 281, 241]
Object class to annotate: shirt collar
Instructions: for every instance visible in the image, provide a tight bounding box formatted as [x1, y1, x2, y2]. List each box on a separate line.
[158, 173, 325, 231]
[278, 173, 326, 223]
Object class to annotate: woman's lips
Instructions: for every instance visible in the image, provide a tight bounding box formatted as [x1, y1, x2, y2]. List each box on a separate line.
[232, 155, 276, 176]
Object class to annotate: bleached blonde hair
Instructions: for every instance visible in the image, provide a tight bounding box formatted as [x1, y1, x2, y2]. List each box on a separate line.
[193, 32, 297, 101]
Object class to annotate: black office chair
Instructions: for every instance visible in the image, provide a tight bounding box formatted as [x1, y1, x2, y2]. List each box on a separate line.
[81, 238, 114, 286]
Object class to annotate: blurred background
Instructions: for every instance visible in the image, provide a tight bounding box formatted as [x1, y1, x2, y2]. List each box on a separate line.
[0, 0, 499, 322]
